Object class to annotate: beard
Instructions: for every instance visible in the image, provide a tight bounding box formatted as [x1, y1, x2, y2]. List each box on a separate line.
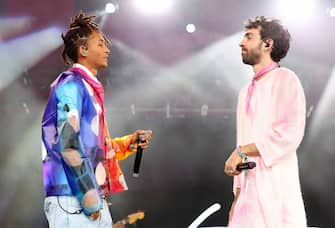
[241, 43, 262, 65]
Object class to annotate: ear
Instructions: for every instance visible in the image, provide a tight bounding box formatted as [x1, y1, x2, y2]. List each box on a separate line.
[79, 45, 88, 57]
[263, 39, 273, 49]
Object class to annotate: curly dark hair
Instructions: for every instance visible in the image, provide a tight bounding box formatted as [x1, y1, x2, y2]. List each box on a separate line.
[61, 12, 110, 65]
[244, 16, 291, 62]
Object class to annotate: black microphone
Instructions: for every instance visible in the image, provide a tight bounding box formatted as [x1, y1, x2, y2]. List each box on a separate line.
[133, 135, 146, 178]
[236, 161, 256, 171]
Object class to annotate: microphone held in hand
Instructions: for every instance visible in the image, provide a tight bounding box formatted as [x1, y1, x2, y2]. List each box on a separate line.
[236, 161, 256, 171]
[133, 135, 146, 178]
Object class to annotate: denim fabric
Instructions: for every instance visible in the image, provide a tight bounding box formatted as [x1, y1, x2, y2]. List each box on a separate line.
[44, 196, 112, 228]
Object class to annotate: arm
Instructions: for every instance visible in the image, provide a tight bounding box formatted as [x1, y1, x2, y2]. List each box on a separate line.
[224, 144, 259, 176]
[225, 72, 305, 173]
[107, 130, 153, 160]
[55, 80, 102, 218]
[108, 135, 135, 160]
[240, 143, 260, 157]
[225, 91, 259, 175]
[254, 72, 306, 167]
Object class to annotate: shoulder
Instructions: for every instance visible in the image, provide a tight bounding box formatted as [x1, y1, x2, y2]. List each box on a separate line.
[272, 67, 301, 85]
[54, 71, 85, 96]
[271, 67, 305, 99]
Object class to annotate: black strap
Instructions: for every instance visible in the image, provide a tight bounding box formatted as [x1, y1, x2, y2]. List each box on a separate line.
[57, 196, 82, 215]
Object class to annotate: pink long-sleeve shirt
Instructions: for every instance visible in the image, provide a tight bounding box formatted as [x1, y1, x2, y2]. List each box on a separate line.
[230, 67, 307, 228]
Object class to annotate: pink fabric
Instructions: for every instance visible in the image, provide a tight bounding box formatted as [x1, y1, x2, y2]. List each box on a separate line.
[230, 68, 307, 228]
[70, 67, 105, 148]
[246, 62, 278, 114]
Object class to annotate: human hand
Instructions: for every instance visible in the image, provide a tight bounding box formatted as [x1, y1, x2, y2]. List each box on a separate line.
[224, 149, 242, 176]
[130, 130, 153, 150]
[88, 210, 100, 221]
[112, 223, 125, 228]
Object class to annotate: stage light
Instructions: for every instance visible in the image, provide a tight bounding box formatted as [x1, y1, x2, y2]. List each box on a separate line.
[105, 2, 117, 14]
[134, 0, 174, 15]
[131, 104, 136, 115]
[0, 26, 63, 91]
[329, 8, 335, 17]
[186, 24, 196, 33]
[310, 66, 335, 135]
[166, 103, 171, 119]
[201, 104, 208, 117]
[275, 0, 319, 24]
[0, 16, 32, 40]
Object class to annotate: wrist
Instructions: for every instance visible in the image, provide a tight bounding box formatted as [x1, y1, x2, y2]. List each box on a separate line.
[88, 210, 101, 221]
[236, 146, 248, 162]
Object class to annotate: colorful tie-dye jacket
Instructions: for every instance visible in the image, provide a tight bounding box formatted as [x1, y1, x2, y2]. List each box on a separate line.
[42, 68, 134, 215]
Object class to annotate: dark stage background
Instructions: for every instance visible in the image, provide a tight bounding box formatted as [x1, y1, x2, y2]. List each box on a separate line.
[0, 0, 335, 227]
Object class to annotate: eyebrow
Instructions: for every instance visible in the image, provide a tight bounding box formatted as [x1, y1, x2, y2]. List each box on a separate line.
[244, 32, 253, 38]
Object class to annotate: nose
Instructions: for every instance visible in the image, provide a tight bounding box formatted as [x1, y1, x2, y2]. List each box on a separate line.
[239, 37, 246, 48]
[239, 40, 244, 48]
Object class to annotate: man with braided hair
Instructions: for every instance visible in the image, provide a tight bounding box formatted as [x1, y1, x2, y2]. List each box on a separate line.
[42, 12, 152, 227]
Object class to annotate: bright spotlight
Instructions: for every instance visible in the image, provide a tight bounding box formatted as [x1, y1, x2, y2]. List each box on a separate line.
[275, 0, 318, 24]
[186, 24, 196, 33]
[0, 17, 32, 40]
[330, 8, 335, 17]
[105, 2, 117, 14]
[0, 27, 63, 91]
[134, 0, 174, 15]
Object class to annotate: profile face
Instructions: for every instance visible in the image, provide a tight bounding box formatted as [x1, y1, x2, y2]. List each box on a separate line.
[85, 31, 110, 69]
[239, 28, 263, 65]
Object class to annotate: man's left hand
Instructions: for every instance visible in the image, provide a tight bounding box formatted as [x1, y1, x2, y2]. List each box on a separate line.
[130, 130, 153, 150]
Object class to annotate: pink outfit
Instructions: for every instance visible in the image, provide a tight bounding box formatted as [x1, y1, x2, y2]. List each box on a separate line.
[246, 62, 279, 114]
[230, 67, 307, 228]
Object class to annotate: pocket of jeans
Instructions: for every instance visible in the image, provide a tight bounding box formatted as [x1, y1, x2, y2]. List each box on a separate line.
[44, 198, 57, 226]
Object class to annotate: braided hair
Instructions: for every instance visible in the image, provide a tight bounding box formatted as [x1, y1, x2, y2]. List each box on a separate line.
[61, 12, 110, 65]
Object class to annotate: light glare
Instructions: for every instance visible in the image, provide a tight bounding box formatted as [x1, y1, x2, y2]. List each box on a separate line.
[186, 24, 196, 33]
[105, 3, 117, 14]
[275, 0, 318, 24]
[330, 8, 335, 17]
[134, 0, 173, 14]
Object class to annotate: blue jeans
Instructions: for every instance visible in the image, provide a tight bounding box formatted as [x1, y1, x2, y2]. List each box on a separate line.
[44, 196, 112, 228]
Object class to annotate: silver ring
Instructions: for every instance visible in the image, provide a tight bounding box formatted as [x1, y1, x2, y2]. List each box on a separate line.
[229, 170, 234, 174]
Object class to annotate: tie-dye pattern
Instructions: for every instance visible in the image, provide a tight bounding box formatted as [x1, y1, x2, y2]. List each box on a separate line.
[231, 67, 307, 228]
[42, 65, 134, 215]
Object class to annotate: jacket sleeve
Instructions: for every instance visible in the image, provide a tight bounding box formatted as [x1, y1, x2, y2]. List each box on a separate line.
[255, 71, 306, 167]
[107, 135, 137, 160]
[55, 80, 102, 215]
